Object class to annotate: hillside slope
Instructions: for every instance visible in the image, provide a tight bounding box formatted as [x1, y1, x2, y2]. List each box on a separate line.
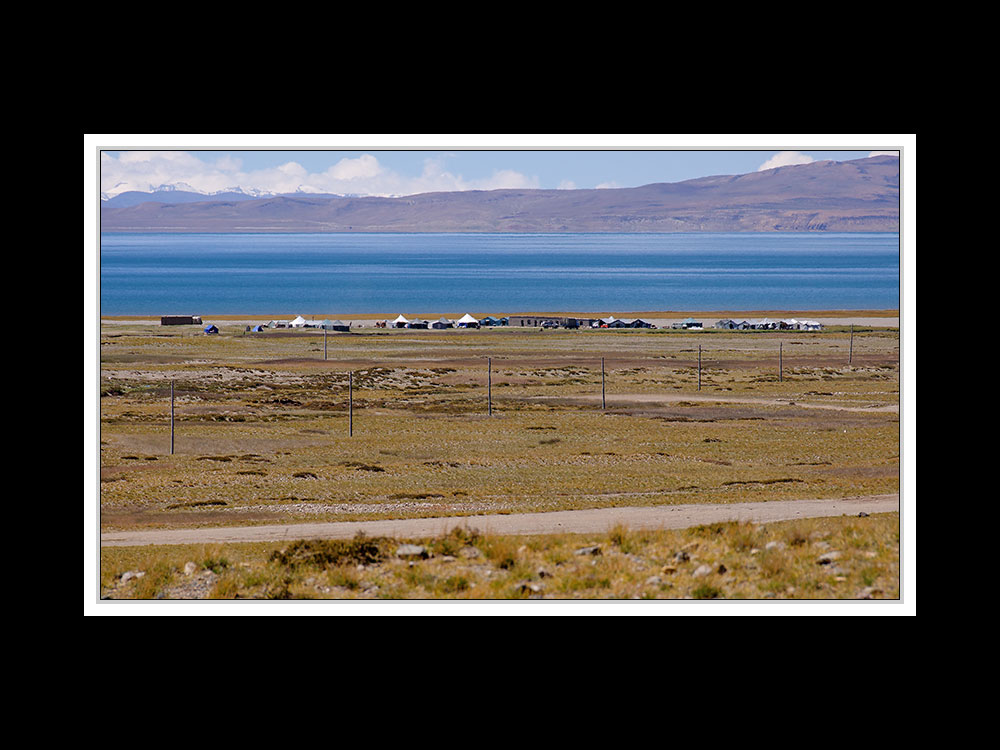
[99, 155, 900, 233]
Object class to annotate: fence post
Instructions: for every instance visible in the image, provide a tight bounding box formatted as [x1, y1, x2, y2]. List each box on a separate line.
[849, 324, 854, 366]
[349, 371, 353, 437]
[698, 345, 702, 391]
[324, 328, 328, 360]
[779, 342, 783, 383]
[602, 357, 606, 409]
[170, 379, 175, 455]
[488, 357, 492, 416]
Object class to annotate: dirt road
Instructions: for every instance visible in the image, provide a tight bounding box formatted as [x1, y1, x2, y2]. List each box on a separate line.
[100, 494, 899, 547]
[535, 393, 899, 413]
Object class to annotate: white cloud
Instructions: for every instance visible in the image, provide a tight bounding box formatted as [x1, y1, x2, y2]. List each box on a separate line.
[325, 154, 383, 181]
[868, 151, 899, 157]
[100, 151, 539, 198]
[757, 151, 815, 171]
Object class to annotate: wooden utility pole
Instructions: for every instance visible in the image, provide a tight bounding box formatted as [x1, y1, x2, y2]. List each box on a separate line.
[170, 379, 175, 455]
[488, 358, 492, 416]
[849, 324, 854, 366]
[779, 342, 783, 383]
[324, 328, 328, 360]
[602, 357, 606, 409]
[698, 345, 702, 391]
[349, 371, 353, 437]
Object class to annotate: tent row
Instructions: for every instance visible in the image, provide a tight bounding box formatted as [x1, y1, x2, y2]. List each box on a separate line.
[386, 313, 492, 329]
[252, 316, 350, 331]
[715, 318, 823, 331]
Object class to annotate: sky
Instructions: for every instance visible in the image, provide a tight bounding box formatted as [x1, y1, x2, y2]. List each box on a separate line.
[97, 136, 902, 199]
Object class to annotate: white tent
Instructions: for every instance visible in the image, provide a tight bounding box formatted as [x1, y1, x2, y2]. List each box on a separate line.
[290, 315, 308, 328]
[392, 314, 410, 328]
[457, 313, 479, 327]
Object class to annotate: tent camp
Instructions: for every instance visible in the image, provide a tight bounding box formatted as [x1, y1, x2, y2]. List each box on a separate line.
[392, 315, 410, 328]
[457, 313, 480, 329]
[252, 324, 266, 332]
[204, 324, 219, 334]
[432, 317, 453, 329]
[408, 318, 429, 329]
[290, 315, 308, 328]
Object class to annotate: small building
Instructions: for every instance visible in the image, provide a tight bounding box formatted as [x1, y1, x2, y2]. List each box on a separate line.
[322, 320, 350, 332]
[628, 319, 655, 328]
[408, 318, 429, 329]
[203, 324, 219, 334]
[715, 319, 736, 330]
[161, 315, 202, 326]
[801, 320, 823, 331]
[431, 317, 453, 329]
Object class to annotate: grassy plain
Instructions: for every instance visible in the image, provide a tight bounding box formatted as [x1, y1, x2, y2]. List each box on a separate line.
[99, 319, 900, 540]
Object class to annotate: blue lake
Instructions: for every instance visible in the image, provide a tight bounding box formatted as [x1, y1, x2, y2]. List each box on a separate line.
[98, 232, 900, 315]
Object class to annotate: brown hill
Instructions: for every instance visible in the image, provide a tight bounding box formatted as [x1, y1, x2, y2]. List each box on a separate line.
[99, 155, 899, 233]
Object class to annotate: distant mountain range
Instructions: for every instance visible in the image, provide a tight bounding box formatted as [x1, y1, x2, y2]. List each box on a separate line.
[99, 155, 899, 233]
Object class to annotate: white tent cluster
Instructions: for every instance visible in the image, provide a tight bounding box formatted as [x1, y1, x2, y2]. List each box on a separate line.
[390, 313, 482, 329]
[714, 318, 822, 331]
[258, 315, 351, 331]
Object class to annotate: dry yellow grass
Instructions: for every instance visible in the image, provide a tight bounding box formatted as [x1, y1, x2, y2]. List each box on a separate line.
[99, 512, 901, 601]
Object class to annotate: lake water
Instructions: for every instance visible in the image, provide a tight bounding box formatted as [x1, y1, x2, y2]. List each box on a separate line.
[99, 232, 900, 315]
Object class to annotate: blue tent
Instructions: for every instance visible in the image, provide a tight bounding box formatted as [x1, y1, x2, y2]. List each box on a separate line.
[252, 324, 265, 332]
[204, 324, 219, 334]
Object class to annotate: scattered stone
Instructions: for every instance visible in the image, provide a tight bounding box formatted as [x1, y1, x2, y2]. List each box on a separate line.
[516, 581, 543, 595]
[575, 545, 602, 556]
[183, 561, 198, 576]
[645, 576, 663, 586]
[764, 541, 786, 551]
[120, 570, 145, 584]
[661, 565, 677, 575]
[858, 587, 883, 599]
[440, 555, 457, 563]
[674, 550, 690, 562]
[459, 546, 481, 559]
[693, 564, 713, 577]
[537, 568, 551, 578]
[396, 544, 428, 560]
[858, 512, 870, 517]
[717, 564, 727, 575]
[817, 550, 842, 565]
[813, 540, 831, 551]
